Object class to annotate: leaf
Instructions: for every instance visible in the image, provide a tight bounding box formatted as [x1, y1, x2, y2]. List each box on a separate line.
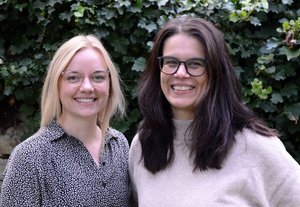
[250, 78, 272, 100]
[138, 19, 157, 33]
[74, 5, 85, 17]
[229, 12, 239, 22]
[249, 16, 261, 26]
[260, 102, 278, 113]
[266, 66, 276, 74]
[132, 57, 146, 72]
[279, 47, 300, 61]
[263, 38, 280, 52]
[281, 0, 294, 5]
[280, 83, 298, 98]
[110, 35, 129, 55]
[271, 92, 284, 104]
[157, 0, 169, 7]
[272, 70, 286, 81]
[284, 103, 300, 123]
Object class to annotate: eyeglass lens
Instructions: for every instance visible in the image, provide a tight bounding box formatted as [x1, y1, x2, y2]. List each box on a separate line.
[62, 71, 109, 84]
[159, 57, 206, 76]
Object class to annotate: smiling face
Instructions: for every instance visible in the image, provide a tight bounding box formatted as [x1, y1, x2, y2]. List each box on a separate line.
[58, 47, 110, 123]
[160, 33, 208, 120]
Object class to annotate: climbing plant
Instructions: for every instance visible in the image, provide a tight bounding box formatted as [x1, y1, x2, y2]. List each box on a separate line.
[0, 0, 299, 162]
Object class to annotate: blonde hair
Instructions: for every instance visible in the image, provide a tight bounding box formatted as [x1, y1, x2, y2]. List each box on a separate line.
[41, 35, 125, 133]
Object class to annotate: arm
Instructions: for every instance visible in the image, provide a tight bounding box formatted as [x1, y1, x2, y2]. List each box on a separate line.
[129, 134, 140, 206]
[0, 144, 41, 206]
[273, 165, 300, 206]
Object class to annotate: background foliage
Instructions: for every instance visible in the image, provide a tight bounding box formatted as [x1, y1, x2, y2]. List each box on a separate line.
[0, 0, 299, 163]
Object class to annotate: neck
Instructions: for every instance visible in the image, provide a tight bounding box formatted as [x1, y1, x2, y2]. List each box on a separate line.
[58, 115, 101, 142]
[58, 115, 104, 166]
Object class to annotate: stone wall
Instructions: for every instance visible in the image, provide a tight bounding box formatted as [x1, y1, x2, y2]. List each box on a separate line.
[0, 126, 23, 189]
[0, 159, 8, 188]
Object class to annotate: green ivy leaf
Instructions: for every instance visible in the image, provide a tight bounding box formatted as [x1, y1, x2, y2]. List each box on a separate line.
[229, 12, 239, 22]
[280, 83, 298, 98]
[284, 103, 300, 123]
[281, 0, 294, 5]
[271, 92, 284, 104]
[132, 57, 146, 72]
[110, 35, 129, 55]
[279, 47, 300, 61]
[138, 18, 157, 33]
[157, 0, 169, 7]
[263, 38, 280, 52]
[265, 66, 275, 74]
[249, 16, 261, 26]
[251, 78, 272, 100]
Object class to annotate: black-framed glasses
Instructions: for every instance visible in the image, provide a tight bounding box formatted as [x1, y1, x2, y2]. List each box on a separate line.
[158, 56, 206, 77]
[61, 70, 110, 86]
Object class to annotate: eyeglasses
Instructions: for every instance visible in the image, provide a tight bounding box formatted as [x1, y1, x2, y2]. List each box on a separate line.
[158, 56, 206, 77]
[61, 70, 110, 86]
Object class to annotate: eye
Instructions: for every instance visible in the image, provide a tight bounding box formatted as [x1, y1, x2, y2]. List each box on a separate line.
[65, 72, 82, 83]
[164, 58, 179, 68]
[187, 59, 205, 69]
[91, 71, 107, 83]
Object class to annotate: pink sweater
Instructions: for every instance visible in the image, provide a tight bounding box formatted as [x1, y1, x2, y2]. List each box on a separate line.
[129, 119, 300, 206]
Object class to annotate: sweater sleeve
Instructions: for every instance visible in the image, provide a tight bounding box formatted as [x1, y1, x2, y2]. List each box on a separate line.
[263, 138, 300, 206]
[0, 144, 41, 206]
[274, 167, 300, 206]
[241, 129, 300, 206]
[129, 134, 141, 206]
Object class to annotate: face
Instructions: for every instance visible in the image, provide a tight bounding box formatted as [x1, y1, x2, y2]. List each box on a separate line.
[58, 47, 110, 122]
[160, 33, 208, 120]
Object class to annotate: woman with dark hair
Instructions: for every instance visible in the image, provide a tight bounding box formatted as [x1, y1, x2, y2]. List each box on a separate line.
[129, 16, 300, 206]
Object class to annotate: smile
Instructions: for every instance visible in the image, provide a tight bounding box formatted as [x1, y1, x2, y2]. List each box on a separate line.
[172, 85, 193, 91]
[75, 98, 96, 103]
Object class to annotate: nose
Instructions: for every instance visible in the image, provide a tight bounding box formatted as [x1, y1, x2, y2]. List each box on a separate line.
[80, 76, 94, 92]
[174, 63, 190, 78]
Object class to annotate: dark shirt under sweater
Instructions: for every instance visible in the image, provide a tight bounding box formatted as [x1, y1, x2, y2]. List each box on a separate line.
[0, 121, 130, 207]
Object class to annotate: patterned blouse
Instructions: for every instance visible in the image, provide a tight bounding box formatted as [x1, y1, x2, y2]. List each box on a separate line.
[0, 121, 130, 207]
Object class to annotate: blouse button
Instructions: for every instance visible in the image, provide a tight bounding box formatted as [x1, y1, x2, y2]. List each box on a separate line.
[102, 162, 106, 166]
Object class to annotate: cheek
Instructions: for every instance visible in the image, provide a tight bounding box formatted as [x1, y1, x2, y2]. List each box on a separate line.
[58, 78, 67, 98]
[160, 73, 169, 93]
[97, 82, 110, 97]
[196, 78, 209, 101]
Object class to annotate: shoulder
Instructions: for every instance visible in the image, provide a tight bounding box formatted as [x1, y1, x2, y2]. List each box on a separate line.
[129, 134, 142, 165]
[129, 134, 141, 175]
[235, 128, 299, 169]
[129, 134, 141, 156]
[106, 127, 129, 149]
[233, 129, 300, 205]
[4, 127, 51, 176]
[237, 128, 286, 153]
[12, 121, 66, 157]
[10, 127, 50, 159]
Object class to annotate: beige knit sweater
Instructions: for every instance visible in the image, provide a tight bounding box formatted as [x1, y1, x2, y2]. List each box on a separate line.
[129, 119, 300, 207]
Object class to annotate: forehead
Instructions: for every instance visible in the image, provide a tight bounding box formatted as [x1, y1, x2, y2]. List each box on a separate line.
[162, 33, 205, 59]
[67, 47, 107, 72]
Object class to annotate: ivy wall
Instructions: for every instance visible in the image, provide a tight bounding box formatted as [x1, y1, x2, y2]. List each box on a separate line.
[0, 0, 299, 162]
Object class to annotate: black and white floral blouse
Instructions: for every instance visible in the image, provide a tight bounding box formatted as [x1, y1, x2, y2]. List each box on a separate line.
[0, 121, 130, 207]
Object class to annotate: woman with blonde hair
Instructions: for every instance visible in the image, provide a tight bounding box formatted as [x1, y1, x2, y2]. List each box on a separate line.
[1, 35, 130, 206]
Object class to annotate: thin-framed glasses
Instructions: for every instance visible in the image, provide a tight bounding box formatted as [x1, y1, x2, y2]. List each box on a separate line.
[158, 56, 206, 77]
[61, 70, 110, 86]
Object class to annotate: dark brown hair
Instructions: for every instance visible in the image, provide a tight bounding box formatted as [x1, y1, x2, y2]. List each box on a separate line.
[138, 16, 277, 173]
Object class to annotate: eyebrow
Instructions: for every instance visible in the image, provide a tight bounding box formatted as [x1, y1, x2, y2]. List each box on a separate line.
[63, 69, 108, 73]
